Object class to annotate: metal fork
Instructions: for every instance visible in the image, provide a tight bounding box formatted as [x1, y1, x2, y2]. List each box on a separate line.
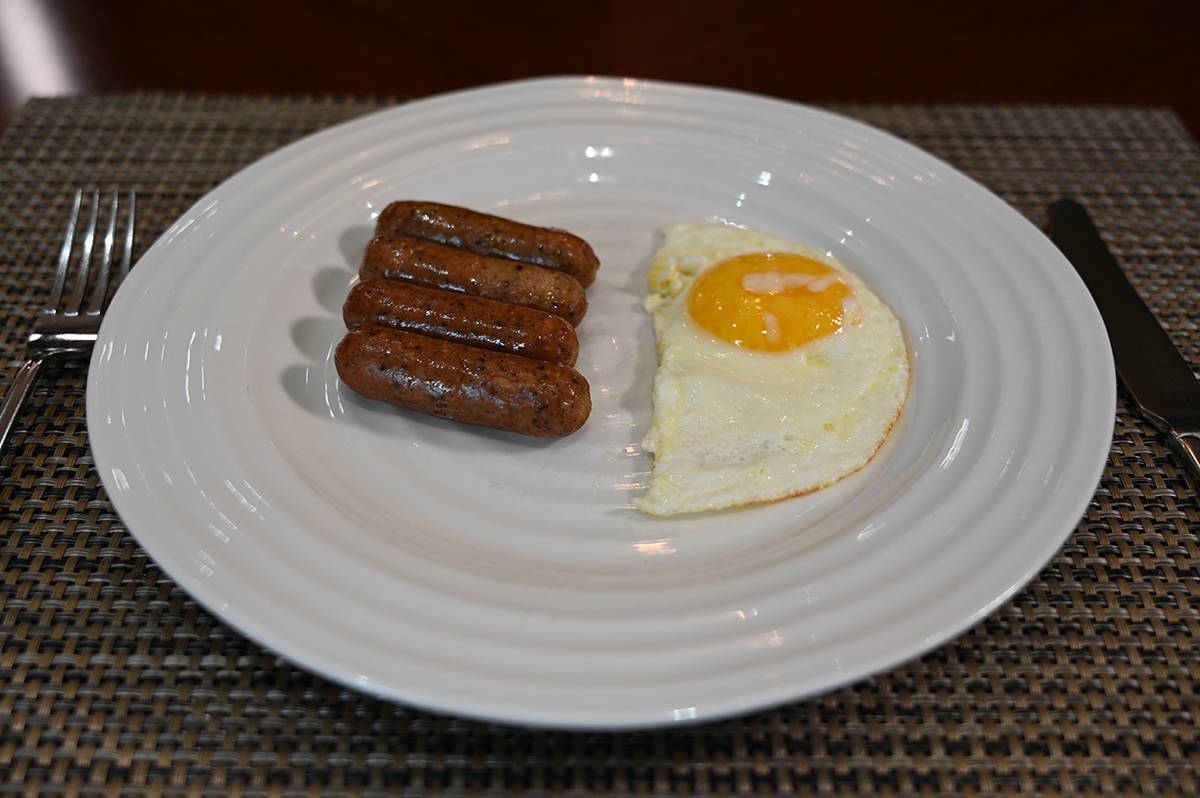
[0, 188, 136, 453]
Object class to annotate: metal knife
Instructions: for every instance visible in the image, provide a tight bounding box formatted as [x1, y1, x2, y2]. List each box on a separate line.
[1045, 198, 1200, 483]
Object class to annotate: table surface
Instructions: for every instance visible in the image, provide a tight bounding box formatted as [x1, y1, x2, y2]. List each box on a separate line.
[1, 93, 1198, 796]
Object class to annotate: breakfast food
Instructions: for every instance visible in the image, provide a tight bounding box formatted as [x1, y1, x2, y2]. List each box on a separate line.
[635, 223, 910, 516]
[335, 326, 591, 438]
[343, 279, 579, 366]
[337, 201, 597, 438]
[375, 200, 601, 287]
[362, 233, 589, 326]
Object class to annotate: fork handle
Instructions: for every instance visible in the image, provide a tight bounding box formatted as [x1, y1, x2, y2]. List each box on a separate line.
[0, 358, 48, 455]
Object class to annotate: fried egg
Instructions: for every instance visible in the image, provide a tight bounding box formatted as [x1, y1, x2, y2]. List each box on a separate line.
[635, 223, 910, 516]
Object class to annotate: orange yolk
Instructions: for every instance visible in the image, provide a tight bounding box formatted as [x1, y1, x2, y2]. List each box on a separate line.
[687, 252, 860, 351]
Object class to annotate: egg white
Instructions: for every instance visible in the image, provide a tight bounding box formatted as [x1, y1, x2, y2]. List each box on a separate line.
[636, 223, 910, 516]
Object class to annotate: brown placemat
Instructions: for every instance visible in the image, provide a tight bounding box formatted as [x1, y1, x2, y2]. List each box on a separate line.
[1, 94, 1198, 796]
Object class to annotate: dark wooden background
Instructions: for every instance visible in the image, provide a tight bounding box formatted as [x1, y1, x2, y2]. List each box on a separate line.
[1, 0, 1198, 138]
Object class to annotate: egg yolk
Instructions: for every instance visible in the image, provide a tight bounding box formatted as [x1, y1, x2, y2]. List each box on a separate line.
[688, 252, 860, 351]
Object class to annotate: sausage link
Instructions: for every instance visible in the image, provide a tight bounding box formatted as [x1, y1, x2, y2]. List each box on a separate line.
[375, 201, 600, 287]
[335, 326, 591, 438]
[361, 234, 588, 326]
[344, 279, 579, 366]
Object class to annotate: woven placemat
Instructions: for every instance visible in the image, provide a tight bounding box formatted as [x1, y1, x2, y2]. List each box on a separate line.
[1, 94, 1197, 796]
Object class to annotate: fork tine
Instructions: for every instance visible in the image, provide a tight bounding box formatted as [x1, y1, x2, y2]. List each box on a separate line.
[63, 188, 100, 315]
[1, 188, 136, 455]
[86, 190, 120, 315]
[115, 190, 136, 287]
[44, 189, 83, 313]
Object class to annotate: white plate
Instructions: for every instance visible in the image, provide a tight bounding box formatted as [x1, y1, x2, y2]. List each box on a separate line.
[87, 76, 1114, 729]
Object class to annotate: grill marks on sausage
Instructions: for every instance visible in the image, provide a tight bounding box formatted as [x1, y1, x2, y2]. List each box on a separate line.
[335, 327, 591, 438]
[344, 279, 579, 366]
[338, 201, 599, 438]
[361, 234, 588, 326]
[375, 200, 600, 288]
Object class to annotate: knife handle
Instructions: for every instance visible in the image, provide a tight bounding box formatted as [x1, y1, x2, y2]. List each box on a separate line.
[1174, 432, 1200, 485]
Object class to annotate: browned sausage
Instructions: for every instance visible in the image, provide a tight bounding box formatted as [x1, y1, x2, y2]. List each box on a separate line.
[343, 279, 579, 366]
[361, 234, 588, 326]
[375, 201, 600, 288]
[335, 326, 591, 438]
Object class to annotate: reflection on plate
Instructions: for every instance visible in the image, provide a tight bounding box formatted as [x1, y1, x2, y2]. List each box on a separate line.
[87, 76, 1114, 729]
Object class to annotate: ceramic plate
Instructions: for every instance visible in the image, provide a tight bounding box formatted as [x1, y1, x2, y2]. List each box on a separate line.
[87, 77, 1114, 728]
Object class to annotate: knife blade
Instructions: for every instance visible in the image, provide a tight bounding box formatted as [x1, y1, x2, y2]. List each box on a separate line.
[1045, 198, 1200, 483]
